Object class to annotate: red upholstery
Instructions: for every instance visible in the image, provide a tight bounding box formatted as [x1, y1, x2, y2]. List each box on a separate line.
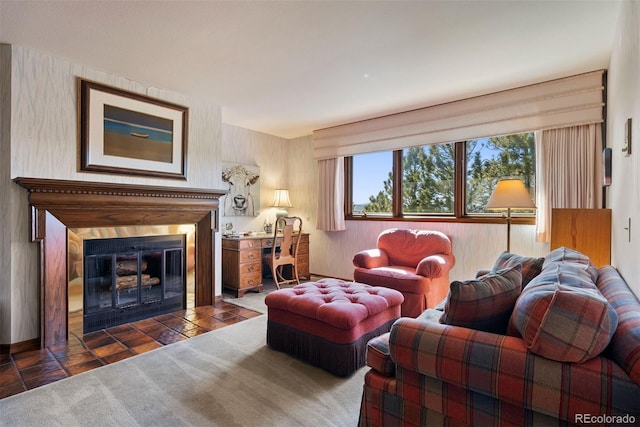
[353, 229, 455, 317]
[265, 279, 403, 376]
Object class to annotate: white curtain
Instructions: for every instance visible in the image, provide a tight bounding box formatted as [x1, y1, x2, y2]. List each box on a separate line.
[535, 124, 603, 242]
[316, 157, 346, 231]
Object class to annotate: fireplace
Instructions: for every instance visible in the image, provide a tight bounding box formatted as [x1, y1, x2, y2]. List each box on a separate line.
[14, 177, 226, 348]
[83, 234, 186, 332]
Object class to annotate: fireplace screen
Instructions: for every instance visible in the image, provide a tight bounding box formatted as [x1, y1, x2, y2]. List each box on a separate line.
[83, 234, 186, 333]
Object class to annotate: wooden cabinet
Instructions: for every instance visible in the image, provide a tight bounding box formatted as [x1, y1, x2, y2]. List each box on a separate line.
[295, 233, 310, 279]
[551, 208, 611, 268]
[222, 233, 310, 297]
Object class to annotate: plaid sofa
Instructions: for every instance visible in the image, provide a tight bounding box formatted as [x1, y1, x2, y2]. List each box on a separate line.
[359, 254, 640, 426]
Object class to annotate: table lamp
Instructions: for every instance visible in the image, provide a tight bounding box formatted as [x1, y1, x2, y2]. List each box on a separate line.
[272, 189, 293, 221]
[486, 179, 535, 252]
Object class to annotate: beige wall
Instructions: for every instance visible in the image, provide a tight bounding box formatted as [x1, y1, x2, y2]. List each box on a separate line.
[220, 123, 291, 233]
[607, 0, 640, 296]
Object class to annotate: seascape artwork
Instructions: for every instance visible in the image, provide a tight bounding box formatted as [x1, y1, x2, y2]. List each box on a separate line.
[103, 105, 174, 164]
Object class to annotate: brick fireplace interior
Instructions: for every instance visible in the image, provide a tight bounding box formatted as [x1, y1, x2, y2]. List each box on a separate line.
[14, 177, 225, 348]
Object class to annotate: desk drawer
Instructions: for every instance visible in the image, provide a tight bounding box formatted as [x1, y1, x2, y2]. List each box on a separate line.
[262, 237, 284, 248]
[239, 239, 262, 249]
[239, 272, 262, 289]
[239, 249, 261, 263]
[296, 242, 309, 255]
[240, 262, 261, 275]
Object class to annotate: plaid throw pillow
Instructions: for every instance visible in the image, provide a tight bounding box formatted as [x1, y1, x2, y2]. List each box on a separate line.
[543, 246, 598, 281]
[440, 264, 522, 334]
[491, 251, 544, 288]
[512, 262, 618, 363]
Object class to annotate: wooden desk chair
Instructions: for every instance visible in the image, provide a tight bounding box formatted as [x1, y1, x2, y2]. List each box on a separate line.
[263, 216, 303, 289]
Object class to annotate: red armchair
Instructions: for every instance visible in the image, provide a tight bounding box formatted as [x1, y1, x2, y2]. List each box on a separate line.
[352, 229, 455, 317]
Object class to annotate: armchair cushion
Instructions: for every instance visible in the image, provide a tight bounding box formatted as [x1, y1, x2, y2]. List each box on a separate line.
[354, 266, 425, 294]
[440, 264, 522, 334]
[377, 228, 452, 267]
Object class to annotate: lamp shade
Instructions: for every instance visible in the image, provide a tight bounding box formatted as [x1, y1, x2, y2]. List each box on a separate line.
[486, 179, 535, 210]
[272, 189, 293, 208]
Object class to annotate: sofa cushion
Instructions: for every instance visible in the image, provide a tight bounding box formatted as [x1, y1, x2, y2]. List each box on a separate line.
[365, 332, 395, 377]
[439, 265, 522, 334]
[511, 262, 618, 363]
[491, 251, 544, 288]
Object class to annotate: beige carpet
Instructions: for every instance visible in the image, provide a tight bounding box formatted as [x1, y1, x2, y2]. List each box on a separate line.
[1, 300, 366, 426]
[222, 280, 284, 314]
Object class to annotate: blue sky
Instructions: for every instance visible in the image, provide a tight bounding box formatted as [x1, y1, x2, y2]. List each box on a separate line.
[351, 138, 501, 205]
[352, 151, 392, 205]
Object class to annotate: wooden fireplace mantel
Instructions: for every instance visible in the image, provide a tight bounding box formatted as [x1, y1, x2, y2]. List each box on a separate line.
[14, 177, 227, 348]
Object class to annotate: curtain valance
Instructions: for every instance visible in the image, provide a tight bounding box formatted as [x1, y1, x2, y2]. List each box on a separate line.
[313, 70, 605, 160]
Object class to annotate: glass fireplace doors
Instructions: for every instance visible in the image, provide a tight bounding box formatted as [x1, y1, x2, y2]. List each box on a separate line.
[83, 234, 186, 333]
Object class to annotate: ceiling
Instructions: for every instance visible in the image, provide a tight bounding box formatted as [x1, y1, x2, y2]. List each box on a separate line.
[0, 0, 622, 139]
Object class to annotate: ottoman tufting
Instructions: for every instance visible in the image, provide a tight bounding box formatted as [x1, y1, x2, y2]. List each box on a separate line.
[265, 278, 404, 376]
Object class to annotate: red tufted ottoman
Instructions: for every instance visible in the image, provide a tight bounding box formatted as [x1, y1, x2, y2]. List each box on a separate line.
[264, 278, 404, 376]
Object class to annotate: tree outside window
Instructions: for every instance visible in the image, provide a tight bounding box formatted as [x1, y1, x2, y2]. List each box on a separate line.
[348, 132, 535, 218]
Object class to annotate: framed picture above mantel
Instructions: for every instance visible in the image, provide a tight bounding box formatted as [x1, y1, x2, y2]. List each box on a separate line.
[78, 78, 189, 180]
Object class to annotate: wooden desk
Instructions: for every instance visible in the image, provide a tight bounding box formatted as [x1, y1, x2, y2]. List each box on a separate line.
[222, 233, 309, 297]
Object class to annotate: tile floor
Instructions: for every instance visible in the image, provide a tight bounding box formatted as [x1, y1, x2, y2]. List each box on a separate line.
[0, 298, 262, 399]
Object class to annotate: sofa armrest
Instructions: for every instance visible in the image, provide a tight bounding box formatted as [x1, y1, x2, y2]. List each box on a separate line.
[353, 249, 389, 269]
[415, 254, 455, 278]
[389, 317, 640, 418]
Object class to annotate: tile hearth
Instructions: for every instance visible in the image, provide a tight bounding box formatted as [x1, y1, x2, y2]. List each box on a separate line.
[0, 299, 262, 399]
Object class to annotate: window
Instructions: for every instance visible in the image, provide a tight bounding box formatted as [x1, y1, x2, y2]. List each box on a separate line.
[466, 133, 535, 215]
[351, 151, 393, 215]
[402, 143, 455, 215]
[346, 132, 535, 220]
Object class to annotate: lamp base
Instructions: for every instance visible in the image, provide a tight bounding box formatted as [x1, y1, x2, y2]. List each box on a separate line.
[275, 209, 288, 231]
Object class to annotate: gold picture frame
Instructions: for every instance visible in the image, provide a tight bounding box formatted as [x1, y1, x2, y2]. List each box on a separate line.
[79, 79, 188, 179]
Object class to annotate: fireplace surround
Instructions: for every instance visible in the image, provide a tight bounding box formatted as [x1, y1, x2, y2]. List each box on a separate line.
[14, 177, 226, 348]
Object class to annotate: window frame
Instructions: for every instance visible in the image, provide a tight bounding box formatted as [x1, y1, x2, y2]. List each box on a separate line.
[345, 140, 536, 225]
